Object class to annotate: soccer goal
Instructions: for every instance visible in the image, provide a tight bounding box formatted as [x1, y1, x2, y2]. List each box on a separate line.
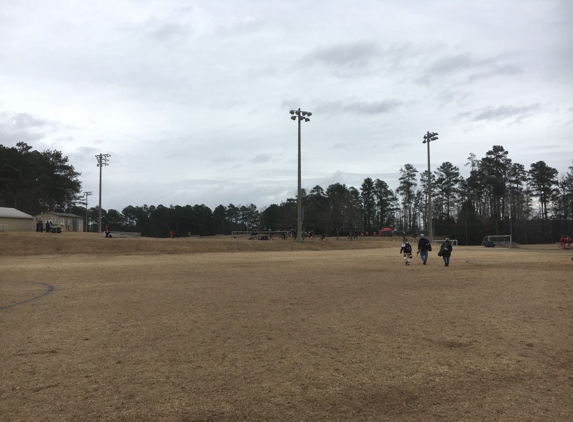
[432, 239, 458, 246]
[482, 235, 518, 248]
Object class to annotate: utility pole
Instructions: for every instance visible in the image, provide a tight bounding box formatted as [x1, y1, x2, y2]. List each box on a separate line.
[423, 131, 438, 242]
[289, 108, 312, 243]
[95, 153, 110, 233]
[84, 191, 92, 232]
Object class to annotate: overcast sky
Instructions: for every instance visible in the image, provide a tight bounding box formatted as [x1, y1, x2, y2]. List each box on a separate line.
[1, 0, 572, 212]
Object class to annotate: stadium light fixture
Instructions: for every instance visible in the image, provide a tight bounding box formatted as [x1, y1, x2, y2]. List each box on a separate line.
[290, 108, 312, 243]
[422, 131, 438, 242]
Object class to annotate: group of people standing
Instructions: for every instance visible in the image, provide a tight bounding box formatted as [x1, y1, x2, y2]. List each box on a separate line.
[35, 220, 52, 232]
[400, 234, 453, 266]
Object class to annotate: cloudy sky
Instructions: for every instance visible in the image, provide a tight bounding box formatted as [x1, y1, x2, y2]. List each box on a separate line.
[1, 0, 572, 212]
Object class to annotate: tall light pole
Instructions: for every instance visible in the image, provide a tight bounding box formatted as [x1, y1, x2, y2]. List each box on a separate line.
[95, 153, 110, 233]
[83, 191, 92, 232]
[290, 108, 311, 243]
[423, 131, 438, 242]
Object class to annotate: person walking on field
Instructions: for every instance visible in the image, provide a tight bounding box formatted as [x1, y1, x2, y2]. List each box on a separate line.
[400, 238, 413, 265]
[417, 233, 432, 265]
[438, 238, 453, 267]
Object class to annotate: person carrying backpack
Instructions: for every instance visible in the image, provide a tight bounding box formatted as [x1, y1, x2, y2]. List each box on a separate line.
[400, 239, 413, 265]
[438, 238, 453, 267]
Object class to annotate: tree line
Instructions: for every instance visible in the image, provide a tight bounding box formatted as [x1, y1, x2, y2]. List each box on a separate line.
[0, 142, 81, 215]
[1, 143, 572, 244]
[80, 145, 573, 244]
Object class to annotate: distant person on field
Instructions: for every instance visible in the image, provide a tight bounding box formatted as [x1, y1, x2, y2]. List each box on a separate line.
[438, 238, 453, 267]
[400, 238, 413, 265]
[169, 230, 175, 239]
[417, 233, 432, 265]
[104, 224, 110, 238]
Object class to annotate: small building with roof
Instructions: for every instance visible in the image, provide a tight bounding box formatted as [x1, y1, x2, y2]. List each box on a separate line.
[0, 207, 36, 231]
[35, 212, 85, 232]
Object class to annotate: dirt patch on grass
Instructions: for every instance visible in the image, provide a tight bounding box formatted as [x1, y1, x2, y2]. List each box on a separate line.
[1, 236, 572, 421]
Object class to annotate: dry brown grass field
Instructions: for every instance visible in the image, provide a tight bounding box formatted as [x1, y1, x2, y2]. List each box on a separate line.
[1, 232, 572, 421]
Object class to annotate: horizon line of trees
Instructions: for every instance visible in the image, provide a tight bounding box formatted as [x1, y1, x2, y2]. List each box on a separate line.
[2, 143, 572, 244]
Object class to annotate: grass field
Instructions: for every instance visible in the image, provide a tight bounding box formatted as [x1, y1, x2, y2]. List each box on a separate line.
[1, 232, 572, 421]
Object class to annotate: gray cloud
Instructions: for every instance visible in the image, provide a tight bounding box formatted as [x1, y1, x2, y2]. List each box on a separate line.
[1, 0, 571, 211]
[250, 154, 272, 164]
[302, 42, 380, 68]
[458, 104, 543, 123]
[315, 99, 403, 115]
[524, 145, 562, 150]
[429, 54, 495, 75]
[418, 53, 522, 84]
[148, 23, 188, 41]
[215, 16, 268, 39]
[467, 64, 522, 81]
[0, 111, 56, 146]
[132, 7, 195, 42]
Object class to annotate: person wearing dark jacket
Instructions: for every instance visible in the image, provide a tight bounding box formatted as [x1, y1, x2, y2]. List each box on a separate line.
[438, 238, 453, 266]
[400, 239, 413, 265]
[417, 233, 432, 265]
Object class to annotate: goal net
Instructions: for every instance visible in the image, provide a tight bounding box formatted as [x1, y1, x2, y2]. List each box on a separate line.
[482, 235, 518, 248]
